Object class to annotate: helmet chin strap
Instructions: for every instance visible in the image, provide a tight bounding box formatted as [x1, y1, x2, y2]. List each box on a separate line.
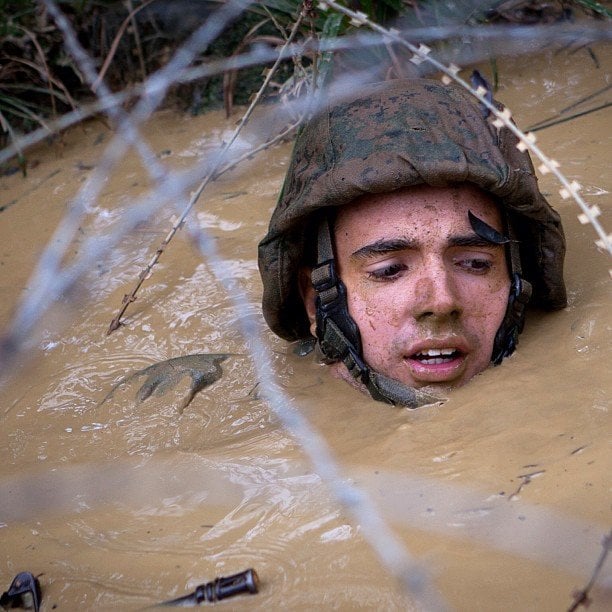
[467, 211, 532, 364]
[310, 210, 532, 406]
[311, 216, 439, 408]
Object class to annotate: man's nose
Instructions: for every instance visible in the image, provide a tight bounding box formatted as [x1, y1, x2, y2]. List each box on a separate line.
[412, 269, 462, 321]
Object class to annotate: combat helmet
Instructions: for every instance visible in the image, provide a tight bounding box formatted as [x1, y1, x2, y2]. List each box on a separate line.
[258, 78, 566, 406]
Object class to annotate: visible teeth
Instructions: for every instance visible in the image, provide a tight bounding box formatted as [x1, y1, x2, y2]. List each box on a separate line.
[412, 348, 459, 365]
[417, 348, 455, 357]
[421, 357, 447, 365]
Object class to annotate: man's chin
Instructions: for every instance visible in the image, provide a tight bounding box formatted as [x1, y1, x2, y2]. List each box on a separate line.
[330, 361, 452, 395]
[327, 362, 447, 407]
[331, 360, 481, 395]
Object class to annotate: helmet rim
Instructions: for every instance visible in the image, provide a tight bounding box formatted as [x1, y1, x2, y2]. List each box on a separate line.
[258, 78, 567, 342]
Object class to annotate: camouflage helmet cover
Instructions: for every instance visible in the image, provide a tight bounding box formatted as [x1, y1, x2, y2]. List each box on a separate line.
[258, 79, 566, 341]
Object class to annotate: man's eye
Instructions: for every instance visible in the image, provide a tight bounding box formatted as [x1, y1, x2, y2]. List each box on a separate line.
[457, 258, 492, 273]
[367, 263, 407, 280]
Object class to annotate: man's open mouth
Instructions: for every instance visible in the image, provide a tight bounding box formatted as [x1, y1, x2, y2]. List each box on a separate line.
[410, 348, 462, 365]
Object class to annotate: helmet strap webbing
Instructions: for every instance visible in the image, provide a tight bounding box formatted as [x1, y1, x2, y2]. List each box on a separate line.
[311, 216, 438, 408]
[468, 211, 533, 364]
[497, 215, 532, 364]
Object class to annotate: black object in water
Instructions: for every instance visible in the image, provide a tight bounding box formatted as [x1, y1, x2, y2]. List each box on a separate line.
[158, 568, 259, 606]
[0, 572, 41, 612]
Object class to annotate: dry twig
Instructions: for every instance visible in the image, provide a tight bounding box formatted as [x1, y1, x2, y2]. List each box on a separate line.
[223, 34, 284, 117]
[92, 0, 157, 92]
[126, 0, 147, 83]
[107, 6, 308, 334]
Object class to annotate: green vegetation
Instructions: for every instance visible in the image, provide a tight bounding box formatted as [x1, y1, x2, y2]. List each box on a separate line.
[1, 0, 609, 170]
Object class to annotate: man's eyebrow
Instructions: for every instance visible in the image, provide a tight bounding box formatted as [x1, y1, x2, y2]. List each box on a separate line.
[449, 234, 504, 248]
[351, 238, 417, 260]
[351, 233, 504, 260]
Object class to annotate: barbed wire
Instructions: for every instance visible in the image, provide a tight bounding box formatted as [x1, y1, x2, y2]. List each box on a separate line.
[183, 212, 447, 608]
[319, 0, 612, 273]
[106, 2, 313, 333]
[1, 1, 610, 607]
[0, 0, 252, 363]
[1, 2, 447, 606]
[2, 21, 610, 165]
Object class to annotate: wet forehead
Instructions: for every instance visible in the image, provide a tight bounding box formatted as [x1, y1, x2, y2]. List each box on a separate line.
[334, 184, 503, 255]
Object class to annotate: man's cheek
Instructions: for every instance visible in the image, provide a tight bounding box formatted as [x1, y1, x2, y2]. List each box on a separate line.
[358, 308, 380, 333]
[362, 303, 397, 332]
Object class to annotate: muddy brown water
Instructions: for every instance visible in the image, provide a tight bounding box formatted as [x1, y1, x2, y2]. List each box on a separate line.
[0, 48, 610, 610]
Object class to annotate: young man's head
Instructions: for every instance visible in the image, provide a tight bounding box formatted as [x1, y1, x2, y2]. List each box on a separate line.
[258, 79, 567, 406]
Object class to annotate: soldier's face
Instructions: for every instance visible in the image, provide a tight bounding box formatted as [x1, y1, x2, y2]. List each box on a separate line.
[305, 184, 511, 391]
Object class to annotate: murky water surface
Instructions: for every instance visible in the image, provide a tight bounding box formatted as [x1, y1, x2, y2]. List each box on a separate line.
[1, 49, 610, 610]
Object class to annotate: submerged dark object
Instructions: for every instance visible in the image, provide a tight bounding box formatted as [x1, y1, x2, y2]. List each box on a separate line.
[292, 337, 316, 356]
[100, 354, 231, 412]
[158, 568, 259, 606]
[0, 572, 41, 612]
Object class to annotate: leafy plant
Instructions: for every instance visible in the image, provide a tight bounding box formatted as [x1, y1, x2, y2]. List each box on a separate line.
[0, 0, 609, 159]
